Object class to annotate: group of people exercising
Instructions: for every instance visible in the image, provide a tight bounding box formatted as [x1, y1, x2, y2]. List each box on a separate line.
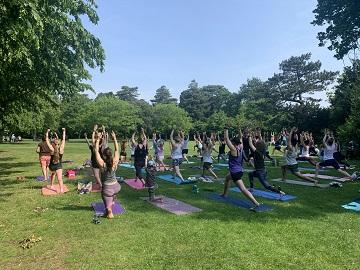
[36, 125, 355, 217]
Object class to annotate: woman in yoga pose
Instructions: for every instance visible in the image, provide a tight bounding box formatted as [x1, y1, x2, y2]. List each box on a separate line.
[170, 129, 186, 182]
[296, 132, 317, 166]
[84, 126, 102, 189]
[316, 129, 351, 180]
[131, 128, 148, 186]
[221, 127, 260, 211]
[94, 131, 120, 219]
[36, 135, 52, 182]
[201, 136, 218, 180]
[248, 131, 285, 195]
[281, 128, 318, 185]
[45, 128, 66, 193]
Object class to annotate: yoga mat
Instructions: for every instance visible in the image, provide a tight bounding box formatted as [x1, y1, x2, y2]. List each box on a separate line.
[271, 178, 329, 188]
[158, 174, 196, 185]
[120, 163, 135, 169]
[207, 193, 274, 212]
[124, 179, 145, 190]
[230, 187, 297, 201]
[41, 184, 69, 196]
[36, 176, 50, 181]
[91, 202, 125, 216]
[214, 163, 228, 167]
[140, 196, 202, 215]
[303, 173, 348, 182]
[298, 167, 326, 172]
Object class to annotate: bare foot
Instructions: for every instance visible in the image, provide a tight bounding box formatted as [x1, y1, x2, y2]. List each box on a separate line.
[107, 209, 114, 219]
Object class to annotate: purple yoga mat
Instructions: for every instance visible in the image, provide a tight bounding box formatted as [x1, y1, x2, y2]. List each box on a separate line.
[36, 176, 50, 181]
[140, 196, 202, 215]
[124, 179, 145, 190]
[91, 202, 125, 216]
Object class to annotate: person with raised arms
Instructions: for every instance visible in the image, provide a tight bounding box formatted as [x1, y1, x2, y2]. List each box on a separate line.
[296, 131, 317, 166]
[220, 127, 261, 211]
[94, 131, 120, 219]
[180, 131, 190, 164]
[248, 130, 285, 195]
[201, 135, 218, 180]
[315, 129, 352, 180]
[84, 125, 102, 189]
[153, 133, 167, 171]
[131, 128, 148, 186]
[170, 129, 186, 182]
[120, 140, 127, 163]
[281, 127, 318, 185]
[36, 134, 52, 183]
[217, 132, 227, 163]
[45, 128, 66, 193]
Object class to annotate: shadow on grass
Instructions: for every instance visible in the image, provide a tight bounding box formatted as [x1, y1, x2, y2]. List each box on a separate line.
[54, 204, 92, 212]
[0, 192, 14, 202]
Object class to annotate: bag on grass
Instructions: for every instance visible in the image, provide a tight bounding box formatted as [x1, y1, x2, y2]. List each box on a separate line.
[77, 181, 92, 194]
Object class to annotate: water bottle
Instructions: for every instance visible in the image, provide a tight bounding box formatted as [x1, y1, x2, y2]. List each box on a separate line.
[192, 184, 199, 194]
[93, 214, 100, 224]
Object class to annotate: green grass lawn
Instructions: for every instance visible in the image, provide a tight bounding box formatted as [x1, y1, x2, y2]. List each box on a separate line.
[1, 140, 359, 270]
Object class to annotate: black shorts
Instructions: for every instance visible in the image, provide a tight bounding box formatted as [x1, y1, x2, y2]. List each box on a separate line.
[91, 162, 100, 169]
[230, 171, 243, 182]
[203, 162, 212, 170]
[182, 149, 189, 155]
[296, 156, 310, 161]
[319, 159, 340, 170]
[120, 152, 127, 156]
[49, 162, 62, 171]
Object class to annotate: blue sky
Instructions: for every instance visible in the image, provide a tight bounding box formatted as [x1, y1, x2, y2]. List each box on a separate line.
[84, 0, 346, 103]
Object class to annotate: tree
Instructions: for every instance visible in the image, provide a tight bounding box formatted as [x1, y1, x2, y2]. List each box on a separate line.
[206, 111, 229, 132]
[312, 0, 360, 59]
[78, 96, 143, 137]
[151, 86, 177, 105]
[267, 53, 338, 106]
[95, 92, 116, 99]
[0, 0, 105, 127]
[116, 86, 139, 102]
[152, 104, 192, 135]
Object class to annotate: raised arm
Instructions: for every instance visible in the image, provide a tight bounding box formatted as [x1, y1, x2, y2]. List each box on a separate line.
[224, 128, 237, 154]
[288, 127, 296, 150]
[45, 129, 54, 153]
[60, 128, 66, 154]
[84, 133, 91, 147]
[91, 124, 98, 145]
[131, 132, 137, 147]
[94, 138, 105, 168]
[141, 128, 147, 145]
[111, 131, 120, 167]
[238, 128, 243, 144]
[170, 129, 176, 147]
[323, 129, 328, 146]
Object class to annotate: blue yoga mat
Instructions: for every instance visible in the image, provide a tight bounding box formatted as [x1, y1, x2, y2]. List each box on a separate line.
[298, 167, 326, 172]
[230, 187, 296, 201]
[158, 174, 196, 185]
[214, 163, 228, 167]
[342, 198, 360, 212]
[207, 193, 274, 212]
[120, 163, 135, 169]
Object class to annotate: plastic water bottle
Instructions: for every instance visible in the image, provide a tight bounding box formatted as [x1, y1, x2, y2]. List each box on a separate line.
[93, 214, 100, 224]
[192, 184, 199, 194]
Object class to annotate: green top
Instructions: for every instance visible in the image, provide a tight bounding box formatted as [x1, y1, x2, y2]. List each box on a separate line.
[101, 165, 118, 185]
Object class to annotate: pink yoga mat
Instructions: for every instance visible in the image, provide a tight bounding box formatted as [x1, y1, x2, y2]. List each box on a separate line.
[42, 184, 69, 196]
[141, 196, 202, 215]
[124, 179, 145, 190]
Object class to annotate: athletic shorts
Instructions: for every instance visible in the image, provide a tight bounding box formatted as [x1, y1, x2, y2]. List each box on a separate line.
[91, 162, 100, 169]
[203, 162, 212, 170]
[120, 152, 127, 156]
[39, 156, 51, 167]
[49, 162, 62, 171]
[172, 158, 183, 167]
[284, 164, 299, 174]
[230, 171, 243, 182]
[182, 149, 189, 155]
[319, 159, 340, 170]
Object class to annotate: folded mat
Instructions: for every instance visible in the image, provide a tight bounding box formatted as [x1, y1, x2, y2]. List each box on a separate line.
[230, 187, 296, 201]
[342, 199, 360, 212]
[140, 196, 202, 215]
[158, 174, 196, 185]
[207, 193, 274, 212]
[271, 178, 329, 188]
[124, 179, 146, 190]
[303, 173, 348, 182]
[91, 201, 125, 216]
[42, 184, 69, 196]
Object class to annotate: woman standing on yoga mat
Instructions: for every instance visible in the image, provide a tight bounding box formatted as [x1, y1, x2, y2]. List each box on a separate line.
[296, 132, 317, 166]
[201, 137, 218, 180]
[84, 126, 102, 189]
[315, 129, 352, 180]
[94, 131, 120, 219]
[281, 128, 318, 185]
[220, 127, 260, 211]
[170, 129, 185, 182]
[131, 128, 148, 186]
[248, 131, 285, 195]
[180, 131, 190, 164]
[36, 135, 51, 182]
[45, 128, 66, 193]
